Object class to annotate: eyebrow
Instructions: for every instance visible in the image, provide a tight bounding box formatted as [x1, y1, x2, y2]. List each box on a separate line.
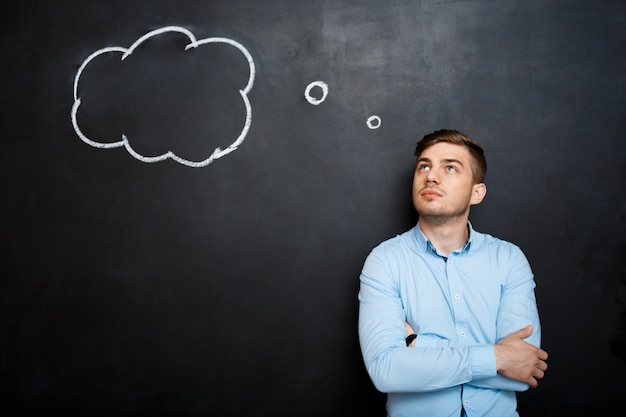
[442, 158, 464, 166]
[417, 157, 464, 166]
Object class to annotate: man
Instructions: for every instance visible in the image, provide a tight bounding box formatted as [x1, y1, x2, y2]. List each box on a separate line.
[358, 129, 548, 417]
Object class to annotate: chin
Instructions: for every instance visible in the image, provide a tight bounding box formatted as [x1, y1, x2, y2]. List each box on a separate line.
[419, 214, 451, 226]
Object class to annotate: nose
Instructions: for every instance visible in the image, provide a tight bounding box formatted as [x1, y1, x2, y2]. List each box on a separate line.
[425, 169, 439, 184]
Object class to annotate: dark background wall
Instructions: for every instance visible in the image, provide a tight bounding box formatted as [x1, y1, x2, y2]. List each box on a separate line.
[2, 1, 625, 415]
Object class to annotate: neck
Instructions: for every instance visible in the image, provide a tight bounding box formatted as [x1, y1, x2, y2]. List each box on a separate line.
[418, 216, 469, 257]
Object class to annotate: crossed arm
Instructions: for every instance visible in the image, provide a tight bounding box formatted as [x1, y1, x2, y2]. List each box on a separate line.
[359, 242, 550, 393]
[404, 322, 548, 388]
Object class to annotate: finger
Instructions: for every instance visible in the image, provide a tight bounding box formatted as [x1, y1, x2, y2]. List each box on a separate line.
[513, 325, 533, 338]
[537, 349, 548, 360]
[533, 368, 545, 380]
[537, 360, 548, 372]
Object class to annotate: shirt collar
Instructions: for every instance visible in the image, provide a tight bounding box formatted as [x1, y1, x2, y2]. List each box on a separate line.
[414, 221, 474, 255]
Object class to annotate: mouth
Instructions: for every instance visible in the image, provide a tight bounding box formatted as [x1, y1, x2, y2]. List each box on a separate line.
[420, 189, 443, 198]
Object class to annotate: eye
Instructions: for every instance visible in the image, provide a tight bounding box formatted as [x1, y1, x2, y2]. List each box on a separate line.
[418, 164, 430, 171]
[446, 165, 458, 172]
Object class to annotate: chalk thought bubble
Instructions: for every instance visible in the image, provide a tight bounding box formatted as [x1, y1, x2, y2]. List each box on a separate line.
[71, 26, 255, 167]
[366, 115, 381, 129]
[304, 80, 381, 129]
[304, 81, 328, 105]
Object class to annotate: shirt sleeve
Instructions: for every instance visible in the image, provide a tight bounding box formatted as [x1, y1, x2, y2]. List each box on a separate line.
[467, 244, 541, 392]
[358, 249, 496, 393]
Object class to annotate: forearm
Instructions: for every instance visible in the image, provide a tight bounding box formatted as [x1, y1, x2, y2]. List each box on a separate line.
[363, 345, 474, 393]
[403, 331, 536, 392]
[361, 323, 497, 393]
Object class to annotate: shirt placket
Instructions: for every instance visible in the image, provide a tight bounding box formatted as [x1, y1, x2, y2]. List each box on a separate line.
[445, 254, 470, 344]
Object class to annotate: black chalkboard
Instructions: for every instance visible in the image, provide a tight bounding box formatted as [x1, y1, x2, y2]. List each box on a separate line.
[2, 1, 625, 416]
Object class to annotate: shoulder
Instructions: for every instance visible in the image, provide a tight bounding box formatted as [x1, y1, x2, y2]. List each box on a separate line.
[471, 228, 529, 264]
[362, 227, 419, 271]
[472, 228, 521, 250]
[360, 228, 420, 285]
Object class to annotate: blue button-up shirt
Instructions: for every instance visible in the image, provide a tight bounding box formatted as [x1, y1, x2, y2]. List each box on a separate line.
[358, 222, 541, 417]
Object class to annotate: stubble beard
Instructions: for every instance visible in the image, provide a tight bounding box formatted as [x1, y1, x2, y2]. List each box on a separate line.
[416, 202, 471, 226]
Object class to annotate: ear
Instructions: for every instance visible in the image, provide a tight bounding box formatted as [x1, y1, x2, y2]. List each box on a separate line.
[470, 182, 487, 205]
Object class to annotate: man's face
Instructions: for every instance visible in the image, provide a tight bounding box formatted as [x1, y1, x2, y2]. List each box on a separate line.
[412, 142, 485, 223]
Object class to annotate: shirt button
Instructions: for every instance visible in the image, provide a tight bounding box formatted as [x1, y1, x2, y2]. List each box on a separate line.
[460, 331, 466, 337]
[464, 400, 470, 406]
[454, 294, 460, 300]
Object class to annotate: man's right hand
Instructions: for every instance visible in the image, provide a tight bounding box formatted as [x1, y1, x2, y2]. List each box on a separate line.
[494, 325, 548, 388]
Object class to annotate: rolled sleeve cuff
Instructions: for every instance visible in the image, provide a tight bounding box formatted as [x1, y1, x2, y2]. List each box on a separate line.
[470, 344, 497, 379]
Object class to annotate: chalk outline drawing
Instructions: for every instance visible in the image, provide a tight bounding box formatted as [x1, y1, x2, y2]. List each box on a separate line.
[305, 80, 381, 129]
[304, 81, 328, 105]
[71, 26, 256, 167]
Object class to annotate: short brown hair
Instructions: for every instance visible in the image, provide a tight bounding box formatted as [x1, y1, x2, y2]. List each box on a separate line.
[414, 129, 487, 183]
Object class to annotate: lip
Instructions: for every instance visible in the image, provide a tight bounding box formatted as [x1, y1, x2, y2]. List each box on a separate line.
[420, 189, 443, 198]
